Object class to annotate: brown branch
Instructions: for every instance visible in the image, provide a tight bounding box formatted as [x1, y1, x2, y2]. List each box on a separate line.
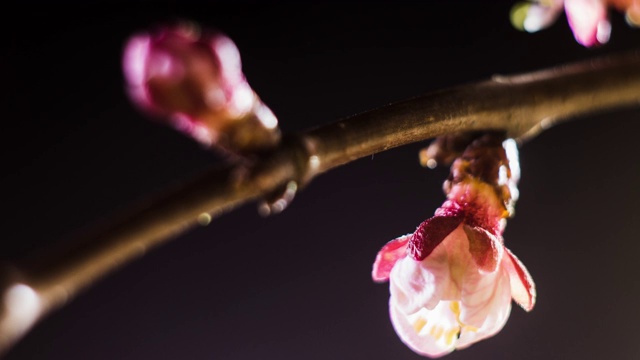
[1, 50, 640, 354]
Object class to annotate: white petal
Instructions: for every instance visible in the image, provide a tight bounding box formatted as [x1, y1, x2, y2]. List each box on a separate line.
[456, 266, 513, 349]
[458, 268, 502, 329]
[389, 256, 444, 314]
[457, 230, 506, 328]
[389, 225, 477, 313]
[524, 2, 564, 33]
[389, 300, 460, 358]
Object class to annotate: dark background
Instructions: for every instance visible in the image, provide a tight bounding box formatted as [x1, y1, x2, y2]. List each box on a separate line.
[2, 1, 640, 359]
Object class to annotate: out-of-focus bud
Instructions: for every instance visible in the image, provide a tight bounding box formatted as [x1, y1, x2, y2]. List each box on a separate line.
[609, 0, 640, 26]
[122, 24, 280, 155]
[510, 0, 640, 47]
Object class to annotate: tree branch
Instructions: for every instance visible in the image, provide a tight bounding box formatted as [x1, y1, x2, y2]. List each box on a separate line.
[1, 50, 640, 354]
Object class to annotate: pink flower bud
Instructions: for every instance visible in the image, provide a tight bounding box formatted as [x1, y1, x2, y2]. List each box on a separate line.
[564, 0, 610, 47]
[123, 24, 280, 155]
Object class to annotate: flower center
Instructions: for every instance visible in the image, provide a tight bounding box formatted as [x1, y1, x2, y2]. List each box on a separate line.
[407, 300, 481, 347]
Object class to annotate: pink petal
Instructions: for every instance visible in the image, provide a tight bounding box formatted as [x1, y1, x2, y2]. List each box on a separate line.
[446, 182, 504, 236]
[372, 234, 410, 282]
[409, 214, 463, 261]
[210, 35, 244, 87]
[462, 225, 503, 273]
[122, 34, 151, 89]
[565, 0, 611, 47]
[122, 34, 161, 116]
[503, 248, 537, 311]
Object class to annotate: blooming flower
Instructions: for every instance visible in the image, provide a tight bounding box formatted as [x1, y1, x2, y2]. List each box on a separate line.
[122, 24, 280, 155]
[511, 0, 640, 47]
[372, 134, 536, 357]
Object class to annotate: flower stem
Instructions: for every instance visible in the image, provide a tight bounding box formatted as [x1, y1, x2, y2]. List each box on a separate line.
[1, 50, 640, 354]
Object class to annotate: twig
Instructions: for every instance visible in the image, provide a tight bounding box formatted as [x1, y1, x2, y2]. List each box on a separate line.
[1, 50, 640, 354]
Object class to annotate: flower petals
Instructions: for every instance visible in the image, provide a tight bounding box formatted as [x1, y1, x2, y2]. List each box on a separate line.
[503, 248, 537, 311]
[462, 225, 502, 273]
[372, 234, 411, 282]
[456, 267, 513, 349]
[509, 0, 640, 46]
[389, 254, 446, 314]
[409, 214, 464, 261]
[565, 0, 611, 46]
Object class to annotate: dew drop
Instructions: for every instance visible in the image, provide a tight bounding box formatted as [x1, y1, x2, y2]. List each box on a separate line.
[197, 213, 212, 226]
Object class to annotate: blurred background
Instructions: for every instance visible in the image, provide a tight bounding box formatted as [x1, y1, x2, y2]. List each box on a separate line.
[2, 1, 640, 359]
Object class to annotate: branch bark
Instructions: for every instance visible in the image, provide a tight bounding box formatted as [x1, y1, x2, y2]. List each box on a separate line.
[1, 50, 640, 354]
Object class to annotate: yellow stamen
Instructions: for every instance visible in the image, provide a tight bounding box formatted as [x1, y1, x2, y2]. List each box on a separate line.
[449, 301, 479, 332]
[412, 317, 427, 333]
[432, 326, 444, 340]
[449, 300, 460, 315]
[445, 328, 460, 346]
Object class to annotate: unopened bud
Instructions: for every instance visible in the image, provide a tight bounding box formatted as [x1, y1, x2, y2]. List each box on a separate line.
[123, 24, 280, 155]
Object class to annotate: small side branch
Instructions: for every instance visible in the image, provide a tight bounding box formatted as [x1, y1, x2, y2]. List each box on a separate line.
[1, 50, 640, 354]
